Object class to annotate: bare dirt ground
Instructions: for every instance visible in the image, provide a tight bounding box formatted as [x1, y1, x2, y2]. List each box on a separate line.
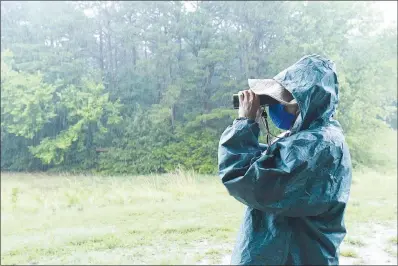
[199, 221, 397, 265]
[339, 222, 397, 265]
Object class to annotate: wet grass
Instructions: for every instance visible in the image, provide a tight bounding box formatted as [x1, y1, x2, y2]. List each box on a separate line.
[1, 170, 241, 264]
[344, 167, 397, 225]
[345, 238, 366, 247]
[341, 248, 359, 258]
[1, 168, 397, 264]
[388, 236, 398, 245]
[384, 247, 397, 258]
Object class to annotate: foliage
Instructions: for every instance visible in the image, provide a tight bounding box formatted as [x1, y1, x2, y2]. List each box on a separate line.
[1, 1, 396, 174]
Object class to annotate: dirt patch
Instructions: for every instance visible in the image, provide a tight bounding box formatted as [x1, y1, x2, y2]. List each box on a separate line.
[340, 222, 397, 265]
[220, 255, 231, 265]
[201, 222, 398, 265]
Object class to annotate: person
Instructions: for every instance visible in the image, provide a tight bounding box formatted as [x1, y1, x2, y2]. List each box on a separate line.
[218, 54, 352, 265]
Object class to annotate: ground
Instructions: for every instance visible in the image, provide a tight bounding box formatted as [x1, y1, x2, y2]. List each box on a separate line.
[1, 168, 397, 265]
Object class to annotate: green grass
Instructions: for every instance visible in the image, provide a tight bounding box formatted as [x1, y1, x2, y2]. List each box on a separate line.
[344, 167, 397, 225]
[1, 170, 241, 265]
[345, 237, 366, 247]
[384, 247, 397, 258]
[384, 236, 398, 258]
[1, 168, 397, 264]
[388, 236, 398, 245]
[340, 248, 358, 258]
[204, 248, 224, 264]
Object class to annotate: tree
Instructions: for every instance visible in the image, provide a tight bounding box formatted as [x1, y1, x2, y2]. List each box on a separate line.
[1, 1, 396, 173]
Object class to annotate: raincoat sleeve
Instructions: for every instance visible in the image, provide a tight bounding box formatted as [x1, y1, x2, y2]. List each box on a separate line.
[218, 118, 340, 217]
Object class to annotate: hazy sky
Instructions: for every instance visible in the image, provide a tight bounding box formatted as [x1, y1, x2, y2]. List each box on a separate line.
[83, 1, 397, 25]
[183, 1, 397, 24]
[376, 1, 397, 23]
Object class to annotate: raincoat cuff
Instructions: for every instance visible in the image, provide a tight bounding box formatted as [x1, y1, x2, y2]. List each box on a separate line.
[224, 118, 260, 146]
[232, 118, 259, 133]
[234, 117, 256, 124]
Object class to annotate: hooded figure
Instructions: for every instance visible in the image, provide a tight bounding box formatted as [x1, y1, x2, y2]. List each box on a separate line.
[218, 54, 352, 265]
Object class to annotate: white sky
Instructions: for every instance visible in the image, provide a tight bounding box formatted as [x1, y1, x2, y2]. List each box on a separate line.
[376, 1, 397, 24]
[183, 1, 197, 12]
[183, 1, 397, 24]
[84, 1, 397, 24]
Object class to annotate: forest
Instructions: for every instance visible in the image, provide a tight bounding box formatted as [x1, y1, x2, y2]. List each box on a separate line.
[1, 1, 397, 174]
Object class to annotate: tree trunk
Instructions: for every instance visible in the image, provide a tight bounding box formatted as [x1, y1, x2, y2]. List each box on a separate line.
[132, 45, 137, 68]
[157, 83, 161, 104]
[203, 64, 215, 112]
[115, 43, 118, 72]
[99, 25, 104, 80]
[107, 21, 114, 90]
[170, 104, 176, 129]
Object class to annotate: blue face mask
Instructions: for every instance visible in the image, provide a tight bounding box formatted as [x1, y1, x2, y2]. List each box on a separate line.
[268, 103, 297, 130]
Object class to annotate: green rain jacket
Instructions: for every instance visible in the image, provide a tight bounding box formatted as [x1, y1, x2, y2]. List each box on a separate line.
[218, 55, 352, 265]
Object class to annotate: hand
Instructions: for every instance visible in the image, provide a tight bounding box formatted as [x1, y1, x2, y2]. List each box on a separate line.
[238, 89, 260, 120]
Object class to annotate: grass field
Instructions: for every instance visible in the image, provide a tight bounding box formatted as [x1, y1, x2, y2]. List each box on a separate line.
[1, 168, 397, 265]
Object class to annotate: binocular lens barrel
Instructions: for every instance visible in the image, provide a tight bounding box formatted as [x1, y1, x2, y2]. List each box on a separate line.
[232, 94, 279, 109]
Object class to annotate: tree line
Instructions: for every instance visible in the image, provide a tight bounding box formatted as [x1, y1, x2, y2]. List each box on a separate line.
[1, 1, 397, 174]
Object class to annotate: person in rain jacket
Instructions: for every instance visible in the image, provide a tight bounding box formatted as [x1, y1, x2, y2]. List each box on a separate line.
[218, 54, 352, 265]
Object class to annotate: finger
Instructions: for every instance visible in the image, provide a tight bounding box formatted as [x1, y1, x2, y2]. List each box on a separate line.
[243, 90, 250, 103]
[250, 90, 259, 105]
[238, 91, 244, 100]
[238, 91, 244, 105]
[249, 90, 255, 102]
[246, 90, 253, 102]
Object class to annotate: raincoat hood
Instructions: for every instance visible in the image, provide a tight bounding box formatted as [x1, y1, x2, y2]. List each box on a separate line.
[273, 54, 339, 132]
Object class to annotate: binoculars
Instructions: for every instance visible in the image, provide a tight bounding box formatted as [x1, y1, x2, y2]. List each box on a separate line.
[232, 94, 279, 109]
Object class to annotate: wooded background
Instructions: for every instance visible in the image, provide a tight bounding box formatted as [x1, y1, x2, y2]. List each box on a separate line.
[1, 1, 397, 174]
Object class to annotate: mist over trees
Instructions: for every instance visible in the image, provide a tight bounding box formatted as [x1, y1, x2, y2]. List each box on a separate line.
[1, 1, 397, 174]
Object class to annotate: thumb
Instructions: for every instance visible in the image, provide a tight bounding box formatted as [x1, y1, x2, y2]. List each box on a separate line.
[255, 107, 263, 122]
